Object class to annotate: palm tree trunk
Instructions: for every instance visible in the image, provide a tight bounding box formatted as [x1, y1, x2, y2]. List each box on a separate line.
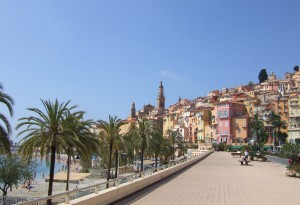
[155, 153, 158, 172]
[172, 145, 175, 160]
[257, 133, 261, 150]
[47, 145, 56, 205]
[66, 153, 71, 191]
[114, 150, 118, 179]
[141, 147, 144, 172]
[106, 142, 113, 188]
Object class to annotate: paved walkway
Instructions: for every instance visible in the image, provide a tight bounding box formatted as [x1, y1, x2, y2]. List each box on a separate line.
[114, 152, 300, 205]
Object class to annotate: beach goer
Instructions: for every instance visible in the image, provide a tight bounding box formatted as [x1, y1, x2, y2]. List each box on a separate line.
[42, 172, 44, 179]
[62, 165, 64, 172]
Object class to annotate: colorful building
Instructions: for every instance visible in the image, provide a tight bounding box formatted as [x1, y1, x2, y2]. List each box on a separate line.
[215, 101, 247, 144]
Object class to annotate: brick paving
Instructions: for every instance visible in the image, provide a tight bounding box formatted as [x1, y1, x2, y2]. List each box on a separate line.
[114, 152, 300, 205]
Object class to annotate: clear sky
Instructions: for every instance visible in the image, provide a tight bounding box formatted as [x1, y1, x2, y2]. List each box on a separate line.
[1, 1, 300, 142]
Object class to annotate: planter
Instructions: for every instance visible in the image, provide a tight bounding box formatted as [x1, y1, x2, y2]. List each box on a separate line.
[258, 158, 263, 161]
[296, 172, 300, 178]
[253, 156, 258, 161]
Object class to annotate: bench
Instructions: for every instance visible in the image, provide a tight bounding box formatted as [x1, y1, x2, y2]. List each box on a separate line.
[231, 152, 242, 158]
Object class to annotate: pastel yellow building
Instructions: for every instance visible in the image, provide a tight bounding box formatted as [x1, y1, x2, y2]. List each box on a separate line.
[288, 94, 300, 143]
[232, 116, 249, 144]
[194, 108, 211, 143]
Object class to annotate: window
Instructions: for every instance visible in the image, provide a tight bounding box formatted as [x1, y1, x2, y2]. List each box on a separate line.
[218, 111, 223, 117]
[225, 122, 229, 127]
[224, 110, 228, 117]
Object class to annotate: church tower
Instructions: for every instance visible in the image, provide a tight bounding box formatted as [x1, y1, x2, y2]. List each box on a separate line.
[131, 102, 136, 118]
[157, 81, 165, 111]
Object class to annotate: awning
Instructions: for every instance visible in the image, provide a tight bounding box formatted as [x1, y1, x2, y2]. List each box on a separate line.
[231, 145, 242, 149]
[45, 172, 91, 184]
[263, 145, 273, 149]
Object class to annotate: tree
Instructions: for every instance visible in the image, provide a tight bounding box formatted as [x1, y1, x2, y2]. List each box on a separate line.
[166, 129, 184, 160]
[149, 128, 166, 169]
[248, 81, 254, 87]
[0, 155, 33, 204]
[294, 65, 299, 72]
[97, 116, 125, 185]
[258, 69, 268, 83]
[129, 118, 155, 172]
[16, 99, 82, 203]
[268, 111, 287, 147]
[250, 113, 265, 150]
[60, 112, 99, 191]
[0, 83, 14, 154]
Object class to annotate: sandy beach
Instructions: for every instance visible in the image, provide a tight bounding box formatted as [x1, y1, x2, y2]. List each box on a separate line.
[7, 173, 106, 198]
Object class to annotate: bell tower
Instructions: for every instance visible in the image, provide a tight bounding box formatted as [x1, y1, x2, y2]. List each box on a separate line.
[157, 81, 165, 111]
[131, 102, 136, 118]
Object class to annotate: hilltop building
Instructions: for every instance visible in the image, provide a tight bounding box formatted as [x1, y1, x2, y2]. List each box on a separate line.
[118, 69, 300, 147]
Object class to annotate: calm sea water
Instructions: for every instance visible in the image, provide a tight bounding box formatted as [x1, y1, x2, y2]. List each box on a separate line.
[32, 159, 65, 179]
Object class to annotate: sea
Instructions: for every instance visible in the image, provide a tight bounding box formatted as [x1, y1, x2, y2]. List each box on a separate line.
[32, 159, 65, 179]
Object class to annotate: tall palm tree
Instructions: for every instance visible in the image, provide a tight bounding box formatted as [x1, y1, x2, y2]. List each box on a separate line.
[97, 116, 125, 185]
[149, 129, 167, 169]
[0, 83, 14, 154]
[61, 112, 99, 191]
[250, 113, 264, 150]
[268, 111, 287, 146]
[16, 99, 80, 200]
[166, 129, 183, 160]
[129, 118, 155, 172]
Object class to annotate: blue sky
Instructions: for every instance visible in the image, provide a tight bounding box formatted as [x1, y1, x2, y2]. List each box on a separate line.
[1, 1, 300, 141]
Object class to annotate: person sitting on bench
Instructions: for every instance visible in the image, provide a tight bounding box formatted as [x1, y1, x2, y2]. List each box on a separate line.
[241, 149, 249, 165]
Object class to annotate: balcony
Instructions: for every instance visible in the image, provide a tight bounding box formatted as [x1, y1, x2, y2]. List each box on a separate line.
[289, 101, 299, 107]
[219, 115, 228, 119]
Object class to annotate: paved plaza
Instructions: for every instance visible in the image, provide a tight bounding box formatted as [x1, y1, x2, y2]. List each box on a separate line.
[114, 151, 300, 205]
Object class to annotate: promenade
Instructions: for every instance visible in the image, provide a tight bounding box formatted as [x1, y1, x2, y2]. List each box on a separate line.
[114, 151, 300, 205]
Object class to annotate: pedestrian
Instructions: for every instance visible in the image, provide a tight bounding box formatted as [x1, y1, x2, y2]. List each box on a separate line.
[42, 172, 44, 179]
[242, 149, 249, 164]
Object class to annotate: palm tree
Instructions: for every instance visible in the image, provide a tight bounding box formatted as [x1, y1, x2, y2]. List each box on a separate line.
[16, 99, 80, 201]
[97, 116, 125, 186]
[166, 129, 183, 160]
[0, 83, 14, 154]
[129, 118, 155, 172]
[149, 129, 164, 169]
[250, 113, 264, 150]
[268, 111, 287, 146]
[61, 112, 99, 191]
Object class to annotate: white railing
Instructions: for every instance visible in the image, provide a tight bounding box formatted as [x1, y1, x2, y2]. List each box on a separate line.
[0, 196, 39, 205]
[18, 151, 212, 205]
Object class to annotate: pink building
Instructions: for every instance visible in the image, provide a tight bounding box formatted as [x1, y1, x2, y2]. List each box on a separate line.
[215, 101, 246, 144]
